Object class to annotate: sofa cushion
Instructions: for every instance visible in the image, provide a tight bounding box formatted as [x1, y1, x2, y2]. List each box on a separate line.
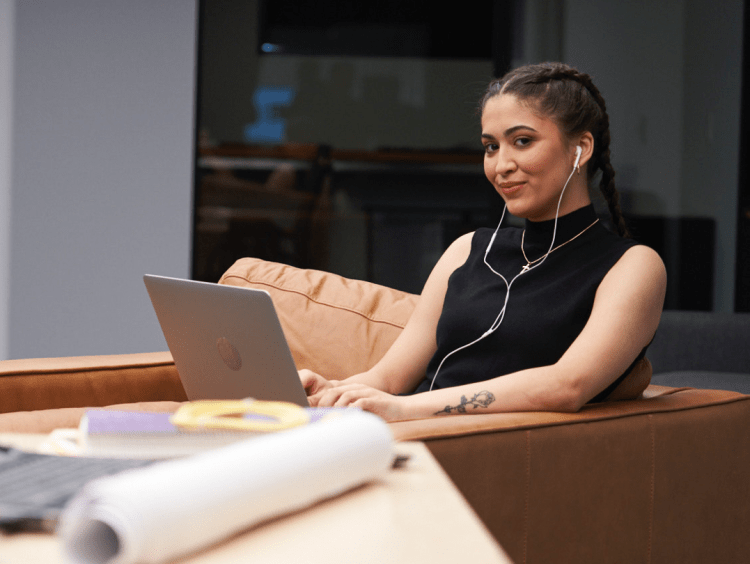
[219, 258, 418, 379]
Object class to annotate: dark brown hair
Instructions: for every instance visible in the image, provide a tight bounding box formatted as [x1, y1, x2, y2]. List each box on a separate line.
[481, 62, 630, 237]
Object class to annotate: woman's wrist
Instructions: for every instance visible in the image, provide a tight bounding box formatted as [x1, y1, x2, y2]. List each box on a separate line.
[394, 390, 438, 421]
[348, 367, 390, 392]
[403, 386, 499, 419]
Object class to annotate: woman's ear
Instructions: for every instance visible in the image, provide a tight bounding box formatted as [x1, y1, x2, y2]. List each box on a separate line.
[576, 131, 595, 169]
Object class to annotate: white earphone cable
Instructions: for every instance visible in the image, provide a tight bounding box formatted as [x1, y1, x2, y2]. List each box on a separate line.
[427, 152, 580, 391]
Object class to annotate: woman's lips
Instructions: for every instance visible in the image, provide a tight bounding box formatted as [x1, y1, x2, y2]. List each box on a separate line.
[499, 181, 525, 195]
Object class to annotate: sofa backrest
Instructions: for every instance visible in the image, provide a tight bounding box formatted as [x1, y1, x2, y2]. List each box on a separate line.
[219, 258, 418, 379]
[219, 258, 653, 401]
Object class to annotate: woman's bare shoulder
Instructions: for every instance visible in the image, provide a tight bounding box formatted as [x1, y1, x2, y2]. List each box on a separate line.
[417, 231, 475, 302]
[595, 243, 667, 323]
[442, 231, 475, 266]
[613, 244, 667, 285]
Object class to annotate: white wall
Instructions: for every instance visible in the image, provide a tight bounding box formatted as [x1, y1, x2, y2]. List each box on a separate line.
[3, 1, 197, 359]
[0, 1, 14, 360]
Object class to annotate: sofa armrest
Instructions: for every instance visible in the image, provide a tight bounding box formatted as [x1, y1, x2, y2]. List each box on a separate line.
[390, 386, 750, 564]
[0, 352, 187, 414]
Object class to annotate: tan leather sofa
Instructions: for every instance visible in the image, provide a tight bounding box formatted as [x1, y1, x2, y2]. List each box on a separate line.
[1, 258, 749, 564]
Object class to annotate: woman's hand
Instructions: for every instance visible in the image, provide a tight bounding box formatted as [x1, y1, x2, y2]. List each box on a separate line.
[298, 369, 338, 397]
[299, 370, 412, 421]
[313, 383, 411, 422]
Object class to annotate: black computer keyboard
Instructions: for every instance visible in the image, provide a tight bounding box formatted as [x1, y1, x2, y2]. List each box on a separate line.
[0, 446, 154, 533]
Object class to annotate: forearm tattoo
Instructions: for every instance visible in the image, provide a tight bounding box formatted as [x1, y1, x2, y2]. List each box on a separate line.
[434, 391, 496, 416]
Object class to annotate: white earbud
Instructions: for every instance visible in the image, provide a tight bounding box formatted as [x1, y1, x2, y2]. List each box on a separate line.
[574, 145, 582, 170]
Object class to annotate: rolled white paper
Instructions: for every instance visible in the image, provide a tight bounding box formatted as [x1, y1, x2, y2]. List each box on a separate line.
[59, 410, 394, 564]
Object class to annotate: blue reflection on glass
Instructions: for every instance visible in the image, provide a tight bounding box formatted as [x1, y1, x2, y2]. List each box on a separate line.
[243, 86, 295, 144]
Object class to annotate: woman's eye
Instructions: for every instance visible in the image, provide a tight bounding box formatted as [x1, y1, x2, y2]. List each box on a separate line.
[483, 143, 498, 153]
[514, 137, 532, 147]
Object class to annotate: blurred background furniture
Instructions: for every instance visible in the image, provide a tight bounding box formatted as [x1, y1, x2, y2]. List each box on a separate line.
[648, 310, 750, 393]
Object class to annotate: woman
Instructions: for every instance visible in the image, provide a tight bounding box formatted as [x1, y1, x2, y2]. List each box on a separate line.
[300, 62, 666, 421]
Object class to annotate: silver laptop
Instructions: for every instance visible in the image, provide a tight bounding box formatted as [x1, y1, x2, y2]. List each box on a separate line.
[143, 274, 309, 407]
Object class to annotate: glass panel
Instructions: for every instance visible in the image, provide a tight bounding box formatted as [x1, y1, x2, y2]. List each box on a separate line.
[195, 0, 747, 311]
[194, 0, 501, 291]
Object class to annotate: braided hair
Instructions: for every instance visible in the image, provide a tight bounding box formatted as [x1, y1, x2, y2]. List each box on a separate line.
[480, 62, 630, 238]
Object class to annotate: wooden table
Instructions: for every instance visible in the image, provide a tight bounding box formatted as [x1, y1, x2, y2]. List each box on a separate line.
[0, 436, 512, 564]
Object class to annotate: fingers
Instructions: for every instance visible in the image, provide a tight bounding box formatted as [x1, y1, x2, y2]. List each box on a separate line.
[311, 385, 405, 422]
[298, 374, 389, 414]
[313, 383, 356, 408]
[313, 383, 379, 409]
[298, 369, 330, 396]
[298, 369, 318, 388]
[299, 371, 354, 407]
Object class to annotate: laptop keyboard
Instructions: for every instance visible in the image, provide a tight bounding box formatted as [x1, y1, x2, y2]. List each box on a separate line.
[0, 446, 154, 532]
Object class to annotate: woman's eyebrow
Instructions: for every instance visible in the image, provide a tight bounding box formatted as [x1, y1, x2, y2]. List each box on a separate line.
[481, 125, 538, 140]
[504, 124, 537, 136]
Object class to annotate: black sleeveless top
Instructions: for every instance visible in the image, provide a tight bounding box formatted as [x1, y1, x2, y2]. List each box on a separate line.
[412, 204, 644, 402]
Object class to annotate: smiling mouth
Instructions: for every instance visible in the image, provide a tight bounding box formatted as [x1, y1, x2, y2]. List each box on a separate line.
[498, 181, 525, 193]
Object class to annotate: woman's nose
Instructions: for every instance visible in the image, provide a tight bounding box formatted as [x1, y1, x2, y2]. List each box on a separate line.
[496, 147, 516, 176]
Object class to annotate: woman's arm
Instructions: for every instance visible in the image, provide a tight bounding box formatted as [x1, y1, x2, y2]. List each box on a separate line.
[300, 232, 474, 396]
[312, 245, 667, 421]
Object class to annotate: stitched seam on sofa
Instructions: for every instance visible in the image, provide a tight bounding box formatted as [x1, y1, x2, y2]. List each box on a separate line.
[220, 276, 410, 329]
[647, 414, 654, 564]
[0, 359, 176, 377]
[395, 394, 750, 441]
[523, 430, 531, 564]
[645, 386, 692, 397]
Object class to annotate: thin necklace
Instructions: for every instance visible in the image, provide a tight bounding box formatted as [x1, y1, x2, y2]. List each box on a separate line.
[520, 218, 599, 273]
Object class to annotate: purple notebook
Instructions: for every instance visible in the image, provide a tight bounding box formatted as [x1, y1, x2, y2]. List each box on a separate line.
[79, 408, 347, 459]
[83, 408, 342, 434]
[85, 411, 179, 434]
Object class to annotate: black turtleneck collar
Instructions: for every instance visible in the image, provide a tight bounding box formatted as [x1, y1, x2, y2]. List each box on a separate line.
[523, 204, 598, 248]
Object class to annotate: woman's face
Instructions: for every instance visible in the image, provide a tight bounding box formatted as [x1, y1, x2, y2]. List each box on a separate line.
[481, 94, 590, 222]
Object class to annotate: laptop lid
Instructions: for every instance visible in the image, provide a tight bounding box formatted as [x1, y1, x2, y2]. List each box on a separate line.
[143, 275, 309, 407]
